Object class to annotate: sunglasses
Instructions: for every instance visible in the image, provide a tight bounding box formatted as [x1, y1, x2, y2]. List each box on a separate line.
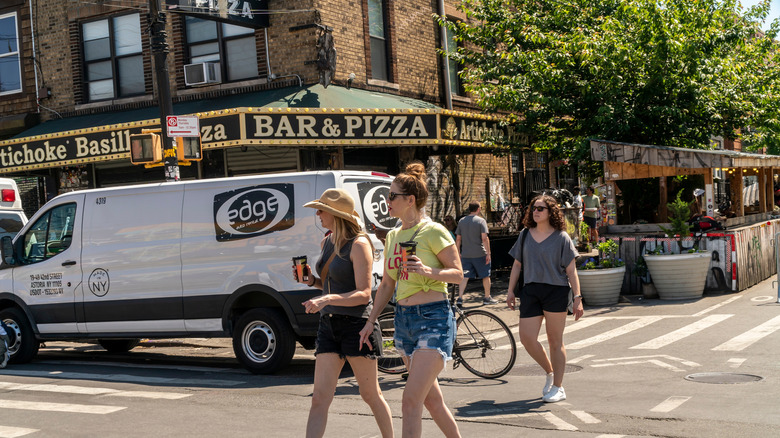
[388, 192, 409, 201]
[532, 206, 549, 212]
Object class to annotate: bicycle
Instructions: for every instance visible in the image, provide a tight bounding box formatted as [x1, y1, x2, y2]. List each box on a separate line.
[377, 285, 517, 379]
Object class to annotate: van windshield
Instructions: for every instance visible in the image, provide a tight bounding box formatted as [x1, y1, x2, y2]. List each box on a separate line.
[0, 212, 24, 239]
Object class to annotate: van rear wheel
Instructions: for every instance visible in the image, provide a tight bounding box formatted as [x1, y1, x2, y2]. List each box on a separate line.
[233, 308, 295, 374]
[98, 339, 141, 353]
[0, 307, 39, 364]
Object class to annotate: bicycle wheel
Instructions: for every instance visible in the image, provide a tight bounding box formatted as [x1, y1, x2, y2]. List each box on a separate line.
[376, 312, 407, 374]
[455, 309, 516, 378]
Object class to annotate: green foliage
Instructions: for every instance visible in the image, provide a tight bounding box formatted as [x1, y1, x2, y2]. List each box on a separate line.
[658, 190, 692, 253]
[579, 238, 625, 270]
[438, 0, 780, 156]
[579, 221, 590, 243]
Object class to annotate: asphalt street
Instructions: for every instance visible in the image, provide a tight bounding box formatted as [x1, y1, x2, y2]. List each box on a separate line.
[1, 271, 779, 437]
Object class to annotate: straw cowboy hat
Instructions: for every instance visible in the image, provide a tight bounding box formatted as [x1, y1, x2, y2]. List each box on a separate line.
[304, 188, 363, 227]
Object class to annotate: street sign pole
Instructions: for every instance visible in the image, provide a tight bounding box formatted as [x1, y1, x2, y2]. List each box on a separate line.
[149, 0, 179, 182]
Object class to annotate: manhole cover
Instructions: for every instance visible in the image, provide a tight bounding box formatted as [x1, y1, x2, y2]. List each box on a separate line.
[684, 372, 763, 384]
[509, 363, 582, 377]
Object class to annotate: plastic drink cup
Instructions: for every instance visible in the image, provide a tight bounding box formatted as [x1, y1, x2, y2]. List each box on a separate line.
[399, 241, 417, 273]
[292, 256, 309, 282]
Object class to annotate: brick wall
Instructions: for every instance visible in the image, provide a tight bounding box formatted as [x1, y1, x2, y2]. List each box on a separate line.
[0, 2, 40, 122]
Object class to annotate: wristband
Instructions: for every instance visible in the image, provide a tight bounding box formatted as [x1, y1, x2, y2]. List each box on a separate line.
[307, 277, 317, 287]
[573, 295, 582, 299]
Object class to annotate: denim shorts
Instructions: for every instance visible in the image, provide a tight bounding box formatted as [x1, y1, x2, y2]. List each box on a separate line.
[394, 300, 456, 363]
[461, 256, 491, 279]
[315, 313, 382, 359]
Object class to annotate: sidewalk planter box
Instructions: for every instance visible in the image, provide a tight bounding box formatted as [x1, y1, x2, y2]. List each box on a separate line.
[578, 266, 626, 306]
[644, 252, 711, 300]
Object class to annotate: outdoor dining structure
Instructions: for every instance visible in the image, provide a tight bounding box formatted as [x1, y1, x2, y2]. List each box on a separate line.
[589, 139, 780, 296]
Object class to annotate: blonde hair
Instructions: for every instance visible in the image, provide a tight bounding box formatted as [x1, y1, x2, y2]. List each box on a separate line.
[330, 215, 375, 259]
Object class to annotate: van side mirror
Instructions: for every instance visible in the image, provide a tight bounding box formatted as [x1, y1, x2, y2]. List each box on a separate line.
[1, 236, 15, 267]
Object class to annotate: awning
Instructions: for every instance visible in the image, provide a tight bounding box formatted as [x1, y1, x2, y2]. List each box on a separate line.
[1, 85, 525, 174]
[591, 139, 780, 178]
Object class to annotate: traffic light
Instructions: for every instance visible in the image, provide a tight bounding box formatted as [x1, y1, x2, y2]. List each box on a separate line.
[177, 136, 202, 162]
[130, 133, 162, 164]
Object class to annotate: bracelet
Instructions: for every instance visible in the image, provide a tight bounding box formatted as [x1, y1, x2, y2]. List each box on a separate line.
[573, 295, 582, 299]
[307, 277, 317, 287]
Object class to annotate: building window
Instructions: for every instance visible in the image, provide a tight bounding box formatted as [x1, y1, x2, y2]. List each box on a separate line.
[443, 25, 463, 96]
[0, 12, 22, 95]
[82, 13, 144, 101]
[185, 17, 257, 82]
[367, 0, 389, 81]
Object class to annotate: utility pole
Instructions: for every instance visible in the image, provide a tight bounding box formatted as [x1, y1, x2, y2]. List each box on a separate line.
[148, 0, 179, 182]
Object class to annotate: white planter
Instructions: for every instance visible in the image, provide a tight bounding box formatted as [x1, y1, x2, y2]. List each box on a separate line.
[644, 252, 711, 300]
[578, 266, 626, 306]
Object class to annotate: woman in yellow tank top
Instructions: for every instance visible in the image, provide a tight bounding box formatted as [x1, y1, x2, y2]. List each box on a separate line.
[360, 161, 463, 438]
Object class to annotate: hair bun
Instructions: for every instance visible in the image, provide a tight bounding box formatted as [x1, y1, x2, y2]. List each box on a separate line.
[405, 161, 425, 181]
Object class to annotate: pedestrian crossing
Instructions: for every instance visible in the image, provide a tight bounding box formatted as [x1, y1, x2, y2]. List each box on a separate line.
[0, 378, 192, 437]
[531, 311, 780, 353]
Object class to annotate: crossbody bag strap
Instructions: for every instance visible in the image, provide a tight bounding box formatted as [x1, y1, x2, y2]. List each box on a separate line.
[319, 241, 339, 294]
[519, 228, 527, 264]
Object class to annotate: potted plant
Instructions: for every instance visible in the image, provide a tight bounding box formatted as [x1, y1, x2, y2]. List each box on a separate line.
[644, 191, 711, 300]
[576, 221, 591, 252]
[577, 239, 626, 305]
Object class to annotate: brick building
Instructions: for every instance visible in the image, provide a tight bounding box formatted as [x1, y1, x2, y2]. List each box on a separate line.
[0, 0, 544, 230]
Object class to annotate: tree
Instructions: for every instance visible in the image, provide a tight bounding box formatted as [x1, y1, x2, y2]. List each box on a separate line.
[441, 0, 780, 164]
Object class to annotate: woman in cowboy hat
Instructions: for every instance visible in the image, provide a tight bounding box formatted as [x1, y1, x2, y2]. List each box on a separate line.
[294, 188, 393, 438]
[360, 162, 464, 438]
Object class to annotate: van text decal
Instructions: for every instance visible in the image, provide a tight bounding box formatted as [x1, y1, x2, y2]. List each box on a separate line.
[88, 268, 110, 297]
[213, 184, 294, 241]
[29, 272, 64, 296]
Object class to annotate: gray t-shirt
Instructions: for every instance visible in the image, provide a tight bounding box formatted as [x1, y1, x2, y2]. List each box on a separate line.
[509, 230, 578, 286]
[456, 214, 489, 258]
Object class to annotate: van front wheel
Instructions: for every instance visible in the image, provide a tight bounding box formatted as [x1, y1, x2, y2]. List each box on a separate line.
[233, 308, 295, 374]
[0, 307, 39, 364]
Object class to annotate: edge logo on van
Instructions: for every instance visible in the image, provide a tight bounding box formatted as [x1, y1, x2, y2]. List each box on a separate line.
[357, 182, 398, 231]
[213, 184, 294, 241]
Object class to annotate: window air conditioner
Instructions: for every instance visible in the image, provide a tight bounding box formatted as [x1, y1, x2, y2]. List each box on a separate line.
[184, 62, 221, 86]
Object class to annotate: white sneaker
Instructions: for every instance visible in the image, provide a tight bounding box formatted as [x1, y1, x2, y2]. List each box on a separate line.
[543, 385, 566, 403]
[542, 373, 554, 396]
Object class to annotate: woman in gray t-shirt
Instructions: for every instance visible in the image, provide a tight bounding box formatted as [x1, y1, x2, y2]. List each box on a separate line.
[507, 195, 584, 404]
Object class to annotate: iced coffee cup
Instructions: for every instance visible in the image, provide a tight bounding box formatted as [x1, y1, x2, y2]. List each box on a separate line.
[292, 256, 309, 282]
[399, 241, 417, 274]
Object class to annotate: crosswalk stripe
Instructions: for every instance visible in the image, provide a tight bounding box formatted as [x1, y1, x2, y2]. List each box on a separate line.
[630, 314, 733, 349]
[538, 411, 577, 431]
[4, 370, 240, 387]
[570, 410, 601, 424]
[712, 314, 780, 351]
[0, 426, 39, 438]
[0, 399, 125, 414]
[566, 316, 666, 350]
[650, 396, 690, 413]
[0, 382, 190, 400]
[692, 295, 741, 317]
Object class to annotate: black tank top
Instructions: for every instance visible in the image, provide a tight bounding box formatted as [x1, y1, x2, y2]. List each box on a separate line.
[316, 237, 372, 318]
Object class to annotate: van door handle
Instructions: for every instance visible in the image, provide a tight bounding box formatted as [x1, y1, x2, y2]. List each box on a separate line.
[62, 260, 77, 266]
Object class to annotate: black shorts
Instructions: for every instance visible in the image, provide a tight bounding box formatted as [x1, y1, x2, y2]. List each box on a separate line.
[584, 216, 597, 229]
[519, 283, 570, 318]
[315, 313, 382, 359]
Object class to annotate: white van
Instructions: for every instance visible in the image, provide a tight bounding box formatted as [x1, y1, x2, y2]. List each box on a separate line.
[0, 171, 397, 373]
[0, 178, 28, 240]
